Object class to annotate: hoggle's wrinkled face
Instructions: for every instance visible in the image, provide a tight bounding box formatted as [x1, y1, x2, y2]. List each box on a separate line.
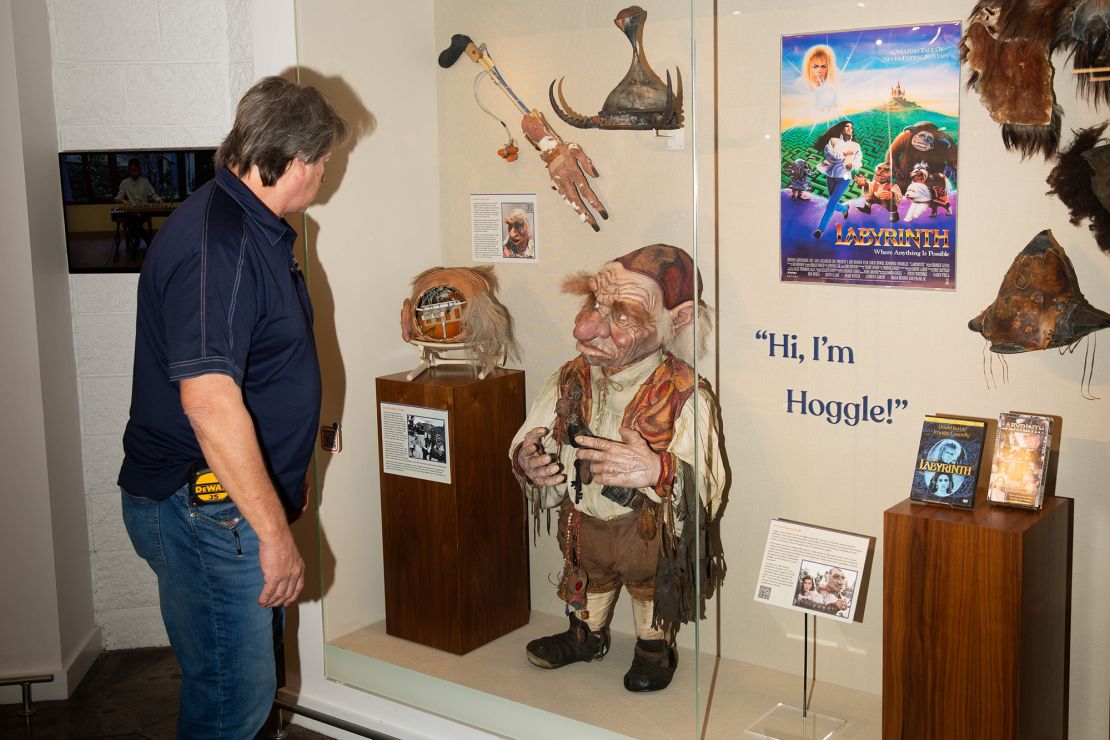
[911, 130, 935, 151]
[506, 219, 530, 249]
[573, 263, 662, 370]
[875, 163, 892, 183]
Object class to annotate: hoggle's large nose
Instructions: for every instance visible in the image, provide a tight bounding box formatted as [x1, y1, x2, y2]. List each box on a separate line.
[573, 311, 610, 341]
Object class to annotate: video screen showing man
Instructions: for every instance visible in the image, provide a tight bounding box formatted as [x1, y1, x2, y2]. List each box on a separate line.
[116, 158, 162, 207]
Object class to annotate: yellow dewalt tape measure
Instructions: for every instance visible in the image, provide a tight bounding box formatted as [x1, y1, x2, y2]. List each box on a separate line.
[190, 466, 230, 506]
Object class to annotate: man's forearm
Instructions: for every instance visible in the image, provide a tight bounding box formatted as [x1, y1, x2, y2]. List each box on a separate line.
[180, 374, 289, 539]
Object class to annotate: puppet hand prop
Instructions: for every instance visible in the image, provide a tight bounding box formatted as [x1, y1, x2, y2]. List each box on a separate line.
[516, 426, 565, 486]
[521, 111, 608, 231]
[575, 427, 660, 490]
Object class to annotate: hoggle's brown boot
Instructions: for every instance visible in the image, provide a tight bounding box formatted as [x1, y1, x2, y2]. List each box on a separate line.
[526, 613, 610, 669]
[623, 638, 678, 692]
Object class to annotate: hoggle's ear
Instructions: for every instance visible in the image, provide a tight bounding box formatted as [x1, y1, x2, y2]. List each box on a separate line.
[968, 230, 1110, 353]
[670, 301, 695, 334]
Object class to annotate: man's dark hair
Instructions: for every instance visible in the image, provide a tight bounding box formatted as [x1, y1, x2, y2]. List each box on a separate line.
[216, 76, 349, 186]
[127, 158, 141, 169]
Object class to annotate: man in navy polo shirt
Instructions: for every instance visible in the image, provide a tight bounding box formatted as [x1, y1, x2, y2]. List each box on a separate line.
[118, 76, 348, 738]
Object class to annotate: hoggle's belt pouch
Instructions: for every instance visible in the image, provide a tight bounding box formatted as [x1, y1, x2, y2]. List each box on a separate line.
[190, 463, 229, 506]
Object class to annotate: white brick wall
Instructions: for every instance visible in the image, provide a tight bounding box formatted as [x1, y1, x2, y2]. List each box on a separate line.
[53, 0, 254, 649]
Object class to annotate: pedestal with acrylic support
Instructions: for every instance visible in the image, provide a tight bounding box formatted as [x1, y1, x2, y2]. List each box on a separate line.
[745, 614, 846, 740]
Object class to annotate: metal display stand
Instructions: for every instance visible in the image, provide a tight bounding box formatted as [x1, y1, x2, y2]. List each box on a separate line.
[745, 615, 845, 739]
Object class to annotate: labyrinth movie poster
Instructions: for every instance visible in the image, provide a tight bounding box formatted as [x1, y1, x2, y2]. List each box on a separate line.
[780, 23, 960, 289]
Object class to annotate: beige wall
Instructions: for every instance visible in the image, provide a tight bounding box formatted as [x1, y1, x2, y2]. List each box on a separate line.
[0, 0, 98, 701]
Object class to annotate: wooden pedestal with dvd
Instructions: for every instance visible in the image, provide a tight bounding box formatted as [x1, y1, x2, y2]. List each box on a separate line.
[883, 496, 1072, 739]
[376, 367, 529, 654]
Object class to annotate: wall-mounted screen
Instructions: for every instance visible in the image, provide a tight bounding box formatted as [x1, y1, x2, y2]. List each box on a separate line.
[59, 148, 217, 273]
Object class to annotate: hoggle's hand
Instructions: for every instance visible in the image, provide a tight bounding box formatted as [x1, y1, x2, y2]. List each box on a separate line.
[575, 428, 660, 489]
[516, 426, 566, 486]
[521, 111, 607, 231]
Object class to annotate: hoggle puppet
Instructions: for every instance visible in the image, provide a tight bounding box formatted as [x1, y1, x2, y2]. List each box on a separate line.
[439, 33, 608, 231]
[510, 244, 725, 692]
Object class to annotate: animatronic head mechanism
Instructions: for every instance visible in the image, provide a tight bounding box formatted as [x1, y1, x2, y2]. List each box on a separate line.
[400, 266, 519, 380]
[548, 6, 683, 131]
[968, 230, 1110, 353]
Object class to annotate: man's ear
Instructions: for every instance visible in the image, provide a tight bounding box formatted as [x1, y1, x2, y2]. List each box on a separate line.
[669, 301, 694, 333]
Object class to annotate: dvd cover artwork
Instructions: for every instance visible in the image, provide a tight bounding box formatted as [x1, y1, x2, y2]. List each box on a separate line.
[909, 416, 987, 508]
[987, 413, 1053, 509]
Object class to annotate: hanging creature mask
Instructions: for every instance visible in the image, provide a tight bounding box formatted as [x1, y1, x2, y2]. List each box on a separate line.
[968, 230, 1110, 353]
[961, 1, 1062, 158]
[961, 0, 1110, 159]
[1046, 122, 1110, 254]
[548, 6, 683, 131]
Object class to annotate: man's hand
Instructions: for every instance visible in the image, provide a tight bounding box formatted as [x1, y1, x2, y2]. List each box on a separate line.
[521, 111, 607, 231]
[257, 529, 305, 607]
[575, 428, 661, 489]
[516, 426, 565, 486]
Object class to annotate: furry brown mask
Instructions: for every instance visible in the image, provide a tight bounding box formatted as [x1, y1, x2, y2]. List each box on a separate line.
[969, 230, 1110, 352]
[400, 265, 519, 369]
[961, 1, 1062, 158]
[1046, 122, 1110, 253]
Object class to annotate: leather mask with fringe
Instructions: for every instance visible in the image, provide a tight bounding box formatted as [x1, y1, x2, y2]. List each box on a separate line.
[968, 229, 1110, 352]
[400, 265, 520, 372]
[962, 0, 1110, 158]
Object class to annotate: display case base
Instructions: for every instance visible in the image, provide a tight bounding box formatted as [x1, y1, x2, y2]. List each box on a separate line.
[323, 613, 881, 739]
[745, 703, 845, 740]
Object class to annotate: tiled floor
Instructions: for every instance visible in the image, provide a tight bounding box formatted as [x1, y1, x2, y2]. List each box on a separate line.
[0, 647, 333, 739]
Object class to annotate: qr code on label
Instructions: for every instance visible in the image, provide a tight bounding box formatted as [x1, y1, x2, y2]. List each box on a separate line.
[757, 585, 771, 600]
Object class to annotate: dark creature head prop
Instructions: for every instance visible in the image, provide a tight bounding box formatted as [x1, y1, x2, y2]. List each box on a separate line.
[1046, 122, 1110, 253]
[400, 265, 519, 371]
[969, 230, 1110, 353]
[962, 0, 1110, 159]
[549, 6, 683, 131]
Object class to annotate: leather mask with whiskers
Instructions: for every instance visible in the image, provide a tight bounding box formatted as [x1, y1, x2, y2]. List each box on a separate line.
[969, 230, 1110, 352]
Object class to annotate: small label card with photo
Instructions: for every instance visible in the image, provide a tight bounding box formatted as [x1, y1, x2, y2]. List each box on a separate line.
[753, 519, 874, 623]
[379, 403, 451, 484]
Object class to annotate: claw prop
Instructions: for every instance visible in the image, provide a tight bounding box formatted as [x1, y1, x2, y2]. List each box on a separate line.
[521, 111, 608, 231]
[549, 6, 684, 131]
[439, 33, 608, 231]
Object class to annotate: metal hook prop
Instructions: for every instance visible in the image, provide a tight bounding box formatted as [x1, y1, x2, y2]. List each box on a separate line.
[549, 6, 684, 131]
[439, 33, 609, 231]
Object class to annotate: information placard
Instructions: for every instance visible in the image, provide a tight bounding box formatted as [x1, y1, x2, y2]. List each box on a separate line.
[379, 403, 451, 484]
[753, 519, 873, 622]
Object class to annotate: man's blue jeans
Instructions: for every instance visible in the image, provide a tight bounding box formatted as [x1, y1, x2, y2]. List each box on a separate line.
[122, 485, 281, 739]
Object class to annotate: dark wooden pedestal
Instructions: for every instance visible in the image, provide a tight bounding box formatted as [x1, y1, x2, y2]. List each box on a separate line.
[883, 497, 1073, 739]
[376, 367, 529, 655]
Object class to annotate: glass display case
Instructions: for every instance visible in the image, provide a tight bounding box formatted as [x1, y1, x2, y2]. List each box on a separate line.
[296, 2, 719, 737]
[289, 1, 1110, 738]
